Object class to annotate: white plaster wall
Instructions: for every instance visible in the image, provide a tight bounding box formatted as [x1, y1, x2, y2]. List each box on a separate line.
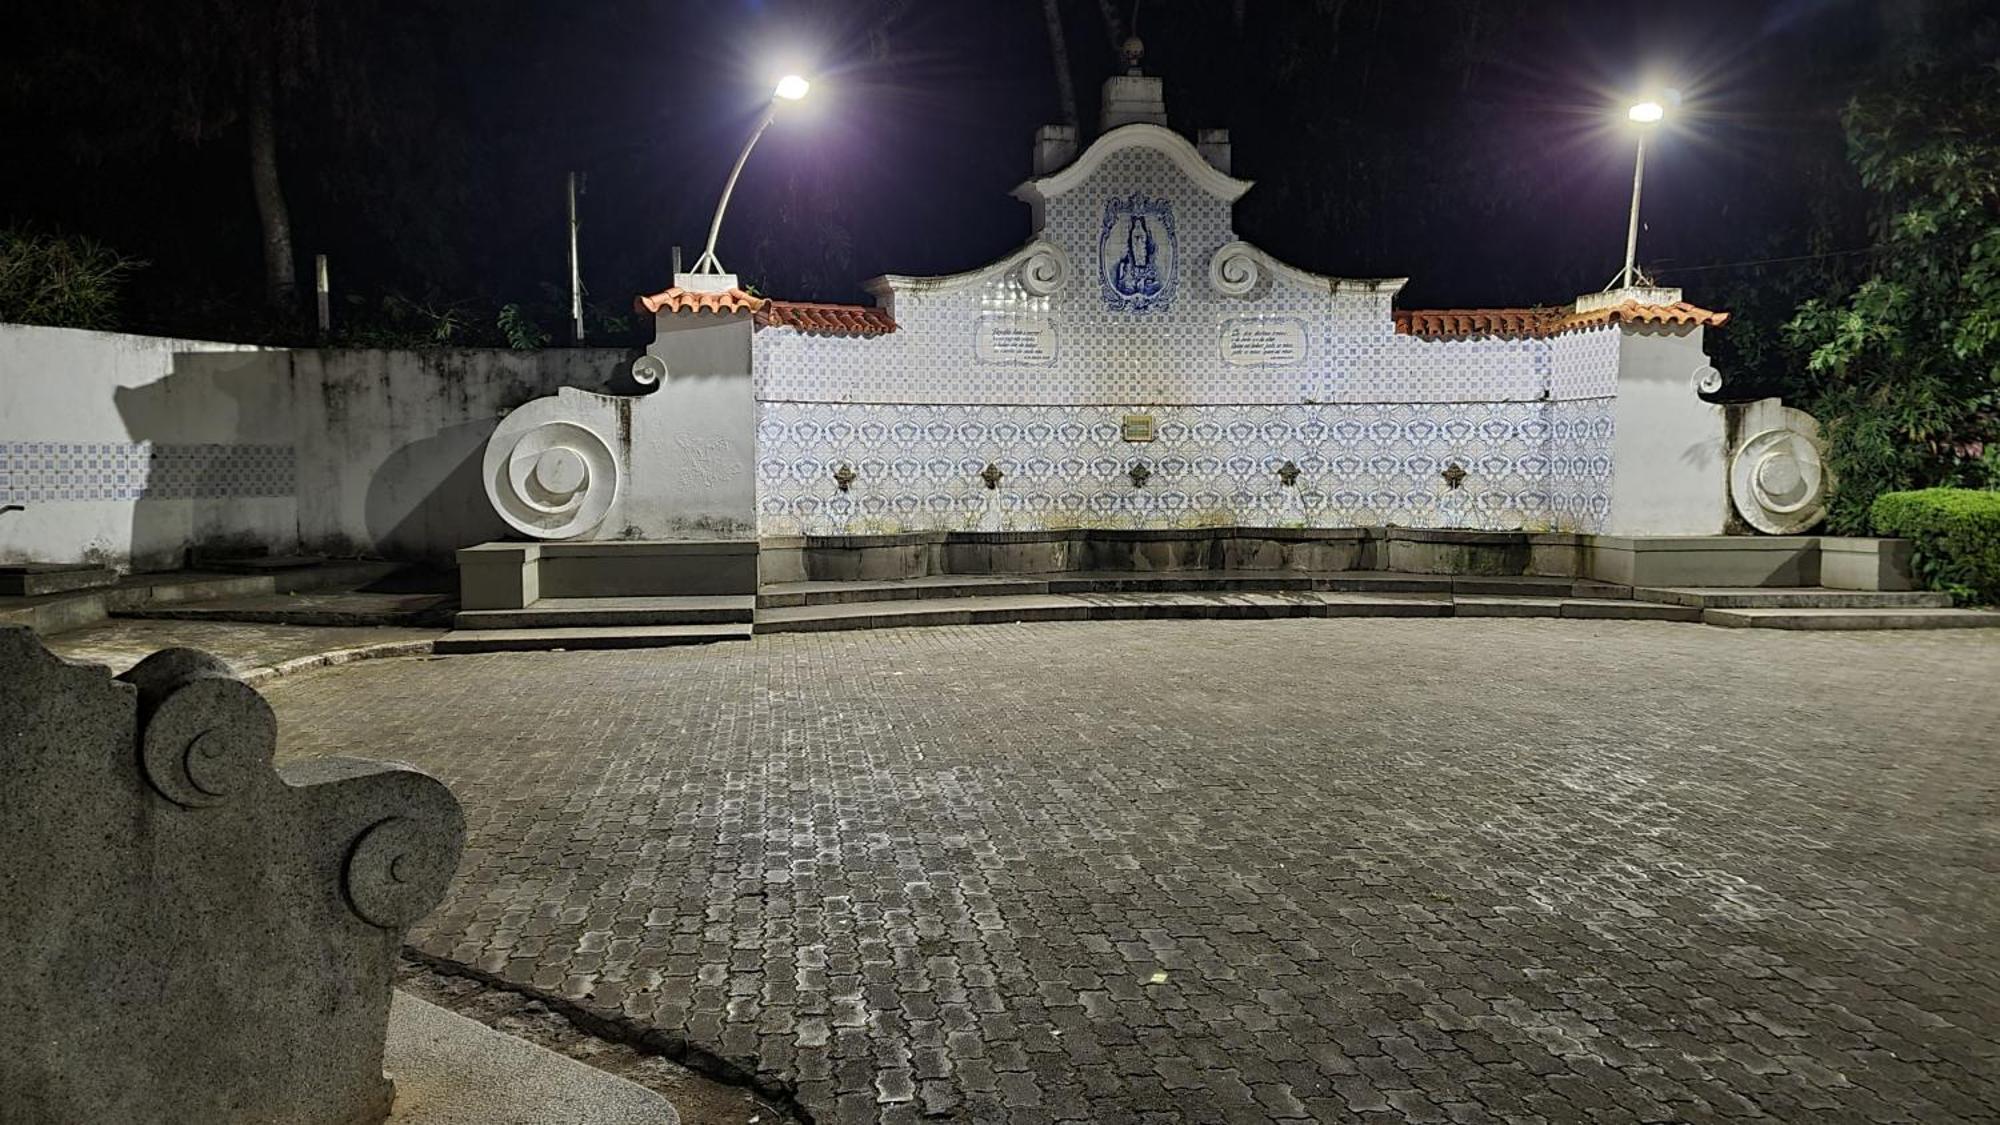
[291, 348, 631, 559]
[1605, 326, 1730, 536]
[1, 324, 632, 567]
[0, 324, 296, 569]
[626, 315, 758, 538]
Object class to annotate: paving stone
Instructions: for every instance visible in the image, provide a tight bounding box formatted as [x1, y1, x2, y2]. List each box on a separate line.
[265, 619, 2000, 1124]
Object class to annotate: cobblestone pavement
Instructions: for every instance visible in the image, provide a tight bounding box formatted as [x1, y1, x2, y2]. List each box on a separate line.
[267, 620, 2000, 1124]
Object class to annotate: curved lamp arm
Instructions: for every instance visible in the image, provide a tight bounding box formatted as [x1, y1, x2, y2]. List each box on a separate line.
[688, 102, 781, 277]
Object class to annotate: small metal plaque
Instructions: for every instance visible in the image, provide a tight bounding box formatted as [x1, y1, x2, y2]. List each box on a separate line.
[1121, 414, 1156, 443]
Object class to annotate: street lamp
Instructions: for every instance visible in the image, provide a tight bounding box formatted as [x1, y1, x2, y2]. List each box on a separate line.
[1619, 96, 1668, 289]
[685, 75, 811, 282]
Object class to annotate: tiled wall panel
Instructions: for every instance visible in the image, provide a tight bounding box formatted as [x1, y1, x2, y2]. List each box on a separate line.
[0, 441, 297, 504]
[754, 149, 1604, 408]
[756, 401, 1613, 536]
[751, 142, 1622, 536]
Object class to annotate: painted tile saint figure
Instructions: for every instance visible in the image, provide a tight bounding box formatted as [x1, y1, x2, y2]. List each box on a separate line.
[1099, 192, 1175, 313]
[1111, 214, 1163, 302]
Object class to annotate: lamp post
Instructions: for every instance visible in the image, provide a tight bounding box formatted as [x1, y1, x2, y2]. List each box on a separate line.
[686, 75, 810, 281]
[1620, 98, 1666, 290]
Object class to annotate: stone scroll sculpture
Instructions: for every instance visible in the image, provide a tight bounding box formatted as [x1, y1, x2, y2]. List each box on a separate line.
[0, 626, 464, 1125]
[1729, 397, 1830, 535]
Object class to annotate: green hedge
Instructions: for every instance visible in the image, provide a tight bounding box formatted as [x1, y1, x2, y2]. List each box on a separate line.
[1870, 489, 2000, 605]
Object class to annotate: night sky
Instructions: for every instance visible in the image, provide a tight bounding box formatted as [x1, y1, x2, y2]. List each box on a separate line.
[2, 0, 1899, 339]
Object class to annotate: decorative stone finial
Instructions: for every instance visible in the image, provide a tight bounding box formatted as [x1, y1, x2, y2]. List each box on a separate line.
[1101, 36, 1167, 129]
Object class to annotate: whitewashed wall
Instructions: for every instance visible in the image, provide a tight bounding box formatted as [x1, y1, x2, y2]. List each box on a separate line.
[290, 348, 629, 558]
[0, 323, 629, 568]
[0, 326, 297, 569]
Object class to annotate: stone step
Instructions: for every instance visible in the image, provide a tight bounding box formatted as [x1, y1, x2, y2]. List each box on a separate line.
[1449, 576, 1585, 597]
[1702, 607, 2000, 630]
[1635, 586, 1953, 610]
[1046, 570, 1458, 594]
[454, 595, 756, 630]
[1453, 597, 1701, 622]
[434, 623, 752, 653]
[758, 571, 1627, 605]
[195, 554, 329, 573]
[758, 576, 1049, 608]
[754, 591, 1456, 634]
[755, 594, 1091, 633]
[1072, 591, 1447, 619]
[0, 564, 119, 597]
[1559, 598, 1703, 622]
[119, 592, 453, 628]
[7, 561, 407, 637]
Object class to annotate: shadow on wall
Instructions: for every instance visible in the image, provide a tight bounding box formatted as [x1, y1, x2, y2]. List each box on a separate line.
[304, 347, 636, 563]
[363, 421, 514, 561]
[113, 350, 299, 572]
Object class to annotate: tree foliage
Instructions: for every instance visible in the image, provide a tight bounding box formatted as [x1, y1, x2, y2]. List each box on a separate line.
[1785, 58, 2000, 532]
[0, 228, 145, 331]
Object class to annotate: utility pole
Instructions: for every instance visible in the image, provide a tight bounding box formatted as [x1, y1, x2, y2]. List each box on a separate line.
[315, 254, 331, 337]
[567, 172, 585, 342]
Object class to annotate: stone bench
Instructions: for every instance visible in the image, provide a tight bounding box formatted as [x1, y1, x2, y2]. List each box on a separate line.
[0, 625, 464, 1125]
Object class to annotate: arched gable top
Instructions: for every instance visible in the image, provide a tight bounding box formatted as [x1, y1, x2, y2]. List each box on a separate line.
[1011, 123, 1253, 210]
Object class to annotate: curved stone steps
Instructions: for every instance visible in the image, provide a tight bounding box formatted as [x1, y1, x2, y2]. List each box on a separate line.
[750, 590, 1697, 634]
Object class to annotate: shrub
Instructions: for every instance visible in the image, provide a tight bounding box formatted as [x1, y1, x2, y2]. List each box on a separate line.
[1783, 59, 2000, 532]
[496, 302, 550, 350]
[1870, 488, 2000, 604]
[0, 227, 146, 330]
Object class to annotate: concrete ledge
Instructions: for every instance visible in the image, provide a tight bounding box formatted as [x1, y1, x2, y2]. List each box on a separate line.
[1819, 537, 1917, 592]
[385, 991, 677, 1125]
[540, 542, 759, 598]
[458, 544, 540, 611]
[538, 539, 758, 557]
[1, 562, 407, 635]
[1382, 528, 1530, 575]
[1584, 536, 1818, 588]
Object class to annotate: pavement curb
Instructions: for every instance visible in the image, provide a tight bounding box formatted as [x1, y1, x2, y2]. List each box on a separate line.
[401, 946, 812, 1123]
[239, 639, 439, 688]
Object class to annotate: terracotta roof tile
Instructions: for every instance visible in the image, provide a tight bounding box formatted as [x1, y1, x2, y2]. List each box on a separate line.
[1394, 300, 1729, 339]
[1565, 300, 1730, 331]
[632, 288, 896, 336]
[632, 287, 768, 316]
[759, 300, 897, 337]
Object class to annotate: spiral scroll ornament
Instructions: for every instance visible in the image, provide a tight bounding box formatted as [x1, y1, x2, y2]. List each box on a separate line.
[1018, 241, 1070, 297]
[1207, 241, 1264, 298]
[1730, 406, 1830, 535]
[140, 675, 278, 808]
[484, 416, 619, 539]
[631, 354, 667, 387]
[344, 816, 458, 929]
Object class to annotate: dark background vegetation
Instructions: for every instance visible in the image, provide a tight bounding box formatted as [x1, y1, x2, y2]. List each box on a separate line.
[0, 2, 1944, 338]
[2, 0, 1995, 528]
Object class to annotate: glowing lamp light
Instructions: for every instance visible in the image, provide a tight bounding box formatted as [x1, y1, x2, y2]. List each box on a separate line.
[687, 73, 816, 279]
[1628, 100, 1666, 124]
